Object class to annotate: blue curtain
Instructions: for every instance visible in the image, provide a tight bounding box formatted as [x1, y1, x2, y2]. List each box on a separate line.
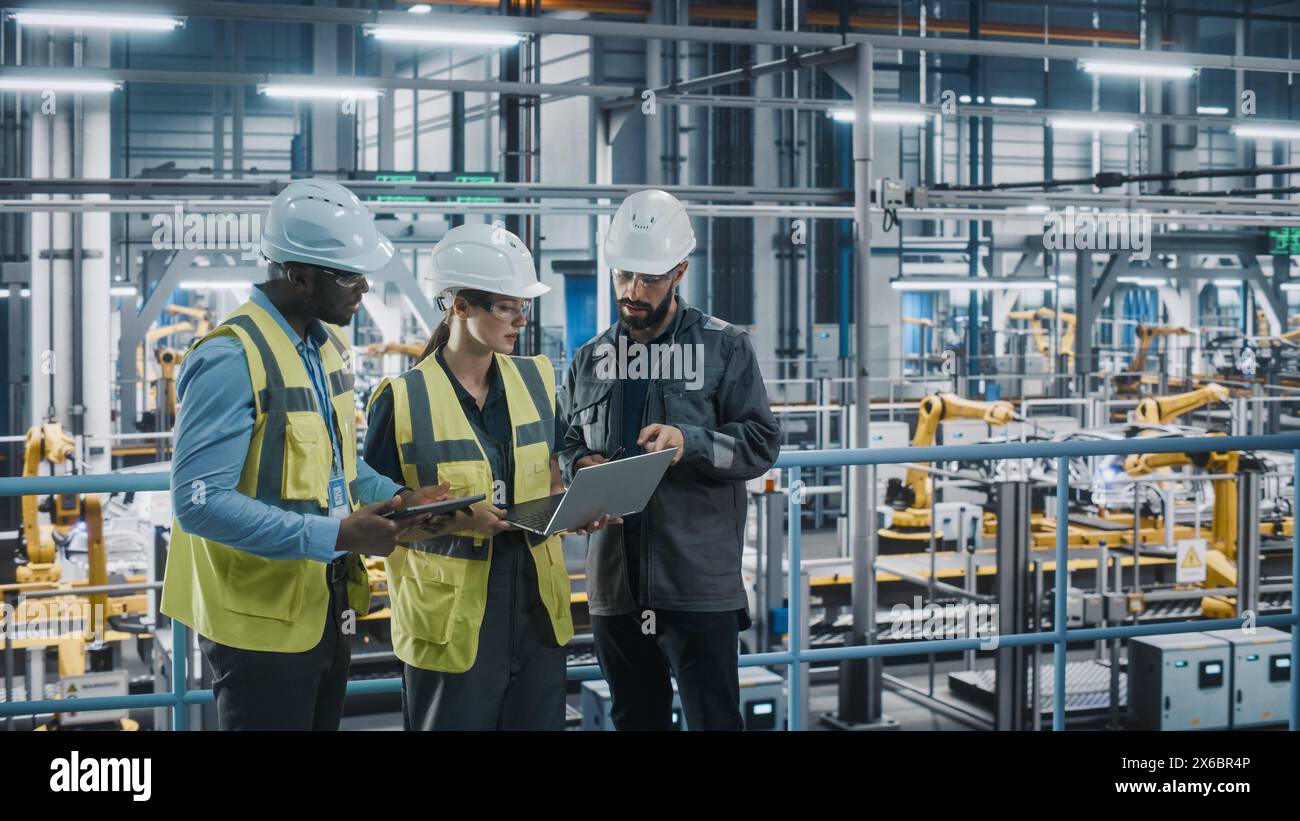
[1121, 287, 1158, 350]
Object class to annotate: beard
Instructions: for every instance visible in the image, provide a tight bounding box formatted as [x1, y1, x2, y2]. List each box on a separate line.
[305, 284, 354, 327]
[618, 286, 675, 332]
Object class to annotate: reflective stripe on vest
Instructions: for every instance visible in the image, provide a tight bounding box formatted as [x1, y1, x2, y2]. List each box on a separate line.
[160, 300, 370, 653]
[375, 351, 574, 673]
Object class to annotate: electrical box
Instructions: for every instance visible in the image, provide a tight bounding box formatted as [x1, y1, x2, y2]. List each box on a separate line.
[879, 178, 906, 210]
[868, 420, 910, 484]
[1224, 627, 1291, 728]
[938, 419, 988, 504]
[580, 667, 785, 731]
[1127, 632, 1231, 730]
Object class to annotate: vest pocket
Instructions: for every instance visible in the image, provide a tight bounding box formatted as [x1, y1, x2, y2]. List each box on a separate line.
[282, 413, 331, 503]
[531, 537, 573, 639]
[395, 555, 464, 645]
[224, 549, 305, 622]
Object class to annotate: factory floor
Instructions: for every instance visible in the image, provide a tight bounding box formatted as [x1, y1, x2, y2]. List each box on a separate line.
[338, 660, 993, 731]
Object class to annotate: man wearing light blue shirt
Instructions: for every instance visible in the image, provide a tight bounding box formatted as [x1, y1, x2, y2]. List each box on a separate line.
[162, 180, 446, 730]
[171, 286, 407, 563]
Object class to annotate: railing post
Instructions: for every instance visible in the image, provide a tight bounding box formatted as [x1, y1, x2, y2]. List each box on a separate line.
[787, 466, 802, 731]
[1055, 456, 1069, 731]
[172, 619, 189, 731]
[1292, 452, 1299, 732]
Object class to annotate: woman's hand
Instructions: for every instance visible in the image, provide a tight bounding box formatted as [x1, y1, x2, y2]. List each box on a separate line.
[453, 501, 518, 537]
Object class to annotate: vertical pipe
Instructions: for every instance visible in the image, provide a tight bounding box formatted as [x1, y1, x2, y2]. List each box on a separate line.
[786, 466, 802, 731]
[840, 40, 877, 725]
[80, 31, 110, 475]
[1291, 451, 1298, 731]
[1054, 456, 1069, 731]
[171, 618, 188, 731]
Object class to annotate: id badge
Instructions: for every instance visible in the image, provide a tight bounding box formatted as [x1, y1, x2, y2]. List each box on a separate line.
[328, 475, 349, 519]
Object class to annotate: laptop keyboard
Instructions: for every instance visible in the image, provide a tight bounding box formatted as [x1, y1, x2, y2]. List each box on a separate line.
[511, 506, 557, 533]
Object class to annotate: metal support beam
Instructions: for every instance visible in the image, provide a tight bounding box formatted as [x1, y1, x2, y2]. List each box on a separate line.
[995, 480, 1032, 731]
[827, 41, 889, 730]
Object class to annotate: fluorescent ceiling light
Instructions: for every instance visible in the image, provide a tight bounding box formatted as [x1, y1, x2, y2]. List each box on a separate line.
[828, 109, 928, 124]
[0, 78, 119, 93]
[261, 85, 381, 100]
[1081, 60, 1196, 79]
[10, 11, 184, 31]
[1117, 276, 1169, 287]
[1213, 278, 1243, 287]
[110, 286, 138, 297]
[0, 288, 32, 298]
[990, 96, 1037, 106]
[1280, 282, 1300, 291]
[1022, 204, 1050, 213]
[1196, 105, 1229, 116]
[179, 281, 254, 291]
[408, 3, 432, 12]
[891, 278, 1057, 292]
[1232, 124, 1300, 140]
[366, 26, 523, 46]
[1049, 117, 1137, 132]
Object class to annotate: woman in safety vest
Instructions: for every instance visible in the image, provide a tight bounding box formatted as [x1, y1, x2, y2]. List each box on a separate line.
[363, 223, 613, 730]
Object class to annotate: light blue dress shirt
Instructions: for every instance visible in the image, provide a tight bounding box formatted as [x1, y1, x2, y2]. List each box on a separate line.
[170, 286, 403, 563]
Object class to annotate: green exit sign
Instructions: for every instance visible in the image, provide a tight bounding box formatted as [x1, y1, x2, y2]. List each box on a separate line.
[1268, 227, 1300, 254]
[371, 173, 426, 202]
[453, 174, 501, 203]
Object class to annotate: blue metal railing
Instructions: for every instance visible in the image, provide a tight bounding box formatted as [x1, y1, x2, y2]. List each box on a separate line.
[1, 433, 1297, 731]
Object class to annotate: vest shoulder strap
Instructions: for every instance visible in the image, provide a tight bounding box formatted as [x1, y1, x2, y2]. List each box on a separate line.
[507, 354, 555, 426]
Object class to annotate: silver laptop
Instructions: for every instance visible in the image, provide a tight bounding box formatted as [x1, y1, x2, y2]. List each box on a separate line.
[505, 448, 676, 536]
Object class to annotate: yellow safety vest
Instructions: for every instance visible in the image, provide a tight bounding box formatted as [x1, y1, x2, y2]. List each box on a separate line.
[161, 300, 371, 653]
[373, 351, 573, 673]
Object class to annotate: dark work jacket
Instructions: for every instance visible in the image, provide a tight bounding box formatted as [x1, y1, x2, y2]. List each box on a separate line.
[557, 300, 780, 615]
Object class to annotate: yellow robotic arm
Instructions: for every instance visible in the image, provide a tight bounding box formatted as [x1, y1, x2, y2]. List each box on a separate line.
[1006, 307, 1076, 367]
[19, 423, 78, 584]
[361, 342, 426, 360]
[1124, 441, 1239, 568]
[1006, 309, 1050, 356]
[902, 393, 1019, 511]
[1128, 324, 1191, 373]
[1134, 383, 1229, 425]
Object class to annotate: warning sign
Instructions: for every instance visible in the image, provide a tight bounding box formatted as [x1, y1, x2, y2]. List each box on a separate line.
[1177, 538, 1208, 584]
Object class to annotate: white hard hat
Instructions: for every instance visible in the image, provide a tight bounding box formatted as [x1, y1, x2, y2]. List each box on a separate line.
[261, 179, 394, 275]
[430, 222, 549, 305]
[604, 189, 696, 275]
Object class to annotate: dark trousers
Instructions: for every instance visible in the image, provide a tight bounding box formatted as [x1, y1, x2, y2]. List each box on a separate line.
[403, 537, 565, 731]
[199, 560, 352, 731]
[591, 609, 743, 731]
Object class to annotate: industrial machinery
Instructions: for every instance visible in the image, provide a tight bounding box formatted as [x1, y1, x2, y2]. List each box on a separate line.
[17, 422, 80, 585]
[1128, 632, 1232, 730]
[138, 305, 213, 429]
[1005, 306, 1076, 369]
[1134, 383, 1230, 426]
[1115, 324, 1191, 394]
[880, 392, 1019, 542]
[361, 341, 426, 361]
